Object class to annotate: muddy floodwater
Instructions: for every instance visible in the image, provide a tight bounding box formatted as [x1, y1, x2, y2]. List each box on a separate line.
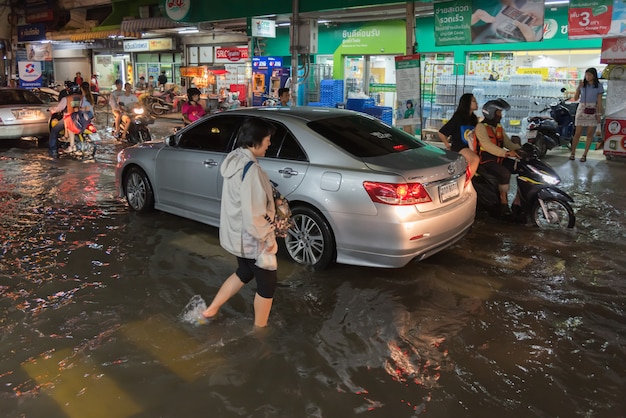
[1, 125, 625, 418]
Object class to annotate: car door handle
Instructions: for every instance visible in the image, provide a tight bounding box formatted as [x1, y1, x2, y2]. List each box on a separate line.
[278, 167, 298, 177]
[203, 160, 219, 167]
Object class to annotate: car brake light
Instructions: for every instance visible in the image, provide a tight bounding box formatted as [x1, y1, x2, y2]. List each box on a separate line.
[363, 181, 432, 205]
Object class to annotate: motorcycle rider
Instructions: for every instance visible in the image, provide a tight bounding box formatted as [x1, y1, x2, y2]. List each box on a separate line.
[48, 84, 82, 158]
[474, 99, 522, 217]
[109, 79, 124, 138]
[117, 82, 139, 141]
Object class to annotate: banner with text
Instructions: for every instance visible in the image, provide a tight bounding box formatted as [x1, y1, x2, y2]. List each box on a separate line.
[568, 0, 626, 39]
[394, 55, 421, 127]
[435, 0, 545, 46]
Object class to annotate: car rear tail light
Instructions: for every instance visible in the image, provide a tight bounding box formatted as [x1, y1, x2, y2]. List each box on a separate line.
[465, 164, 472, 187]
[363, 181, 432, 205]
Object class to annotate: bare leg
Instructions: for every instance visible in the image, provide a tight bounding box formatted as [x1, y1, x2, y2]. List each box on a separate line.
[581, 126, 596, 160]
[202, 273, 244, 318]
[570, 125, 584, 158]
[253, 293, 273, 328]
[459, 148, 479, 177]
[498, 184, 510, 205]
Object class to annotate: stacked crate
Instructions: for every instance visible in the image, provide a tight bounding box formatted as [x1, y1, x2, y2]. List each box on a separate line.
[363, 106, 393, 125]
[319, 79, 344, 107]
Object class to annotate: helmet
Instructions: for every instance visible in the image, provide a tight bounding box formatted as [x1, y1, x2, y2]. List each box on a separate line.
[187, 87, 201, 101]
[482, 98, 511, 120]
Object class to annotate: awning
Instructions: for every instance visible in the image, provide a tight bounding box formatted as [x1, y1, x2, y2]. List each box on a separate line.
[46, 28, 139, 42]
[120, 17, 187, 33]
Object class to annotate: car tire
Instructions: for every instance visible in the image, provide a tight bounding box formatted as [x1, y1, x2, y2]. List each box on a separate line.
[282, 206, 335, 270]
[124, 166, 154, 212]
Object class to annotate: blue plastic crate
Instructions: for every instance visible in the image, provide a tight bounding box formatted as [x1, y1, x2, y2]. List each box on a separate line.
[346, 98, 375, 112]
[307, 102, 326, 107]
[363, 106, 393, 125]
[320, 80, 344, 106]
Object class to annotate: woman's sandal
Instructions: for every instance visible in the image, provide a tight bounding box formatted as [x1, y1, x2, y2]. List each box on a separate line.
[580, 155, 587, 162]
[569, 154, 575, 160]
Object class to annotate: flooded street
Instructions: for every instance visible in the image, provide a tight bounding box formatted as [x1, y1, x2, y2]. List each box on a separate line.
[1, 118, 625, 418]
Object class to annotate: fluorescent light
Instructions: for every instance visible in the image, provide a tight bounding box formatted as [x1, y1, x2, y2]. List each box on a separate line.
[545, 0, 569, 5]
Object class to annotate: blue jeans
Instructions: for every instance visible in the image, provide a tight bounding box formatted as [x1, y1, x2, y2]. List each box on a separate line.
[49, 119, 65, 155]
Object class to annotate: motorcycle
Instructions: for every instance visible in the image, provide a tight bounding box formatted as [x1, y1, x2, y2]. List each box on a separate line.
[526, 89, 577, 158]
[472, 142, 576, 229]
[48, 112, 98, 160]
[119, 102, 155, 144]
[144, 90, 175, 115]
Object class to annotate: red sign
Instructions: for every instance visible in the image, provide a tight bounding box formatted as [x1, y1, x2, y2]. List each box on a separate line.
[601, 38, 626, 64]
[568, 5, 612, 38]
[215, 47, 249, 62]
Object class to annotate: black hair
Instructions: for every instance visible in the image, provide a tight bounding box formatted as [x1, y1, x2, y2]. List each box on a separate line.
[187, 87, 201, 101]
[237, 117, 276, 148]
[455, 93, 478, 125]
[115, 79, 122, 86]
[278, 87, 289, 97]
[583, 67, 600, 88]
[406, 99, 413, 108]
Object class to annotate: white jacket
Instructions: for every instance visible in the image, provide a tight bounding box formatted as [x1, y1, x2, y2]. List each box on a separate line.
[219, 147, 276, 259]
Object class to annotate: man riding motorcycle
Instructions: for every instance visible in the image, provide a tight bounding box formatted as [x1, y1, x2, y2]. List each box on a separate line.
[474, 99, 522, 217]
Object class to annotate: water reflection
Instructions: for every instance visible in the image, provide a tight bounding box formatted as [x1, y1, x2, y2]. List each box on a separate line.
[1, 138, 625, 417]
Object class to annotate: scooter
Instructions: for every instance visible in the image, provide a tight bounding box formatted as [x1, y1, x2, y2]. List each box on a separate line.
[118, 102, 155, 144]
[526, 89, 576, 158]
[144, 90, 175, 115]
[48, 112, 98, 160]
[472, 142, 576, 229]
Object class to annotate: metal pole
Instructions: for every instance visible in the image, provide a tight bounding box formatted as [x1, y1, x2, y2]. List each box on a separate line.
[291, 0, 299, 106]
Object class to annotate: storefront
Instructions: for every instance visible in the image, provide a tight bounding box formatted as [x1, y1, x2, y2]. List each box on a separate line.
[123, 38, 181, 90]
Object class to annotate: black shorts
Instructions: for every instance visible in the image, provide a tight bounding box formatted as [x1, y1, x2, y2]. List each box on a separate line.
[480, 158, 515, 185]
[235, 257, 278, 299]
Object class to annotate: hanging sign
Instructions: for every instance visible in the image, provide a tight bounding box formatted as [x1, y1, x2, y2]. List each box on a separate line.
[215, 47, 249, 63]
[18, 61, 43, 88]
[568, 0, 613, 38]
[434, 0, 544, 46]
[394, 54, 421, 127]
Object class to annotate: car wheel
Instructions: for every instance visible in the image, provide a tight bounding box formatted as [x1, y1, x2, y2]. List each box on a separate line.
[283, 206, 335, 270]
[124, 166, 154, 212]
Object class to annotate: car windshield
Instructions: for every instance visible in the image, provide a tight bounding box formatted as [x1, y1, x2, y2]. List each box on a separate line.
[307, 115, 425, 158]
[0, 89, 44, 106]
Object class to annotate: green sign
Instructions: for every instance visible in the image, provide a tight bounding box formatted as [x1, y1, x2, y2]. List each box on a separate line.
[369, 83, 396, 92]
[434, 0, 472, 46]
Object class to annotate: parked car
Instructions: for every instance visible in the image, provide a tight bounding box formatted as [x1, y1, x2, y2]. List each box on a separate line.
[0, 88, 50, 141]
[115, 107, 476, 269]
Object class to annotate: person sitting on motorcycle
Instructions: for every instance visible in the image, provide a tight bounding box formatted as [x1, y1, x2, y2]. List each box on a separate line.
[117, 83, 140, 141]
[48, 85, 82, 158]
[182, 87, 206, 125]
[109, 79, 124, 139]
[66, 82, 96, 153]
[474, 99, 522, 217]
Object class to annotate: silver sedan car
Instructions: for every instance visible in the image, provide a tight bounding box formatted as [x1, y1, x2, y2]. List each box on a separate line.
[115, 107, 476, 269]
[0, 88, 49, 140]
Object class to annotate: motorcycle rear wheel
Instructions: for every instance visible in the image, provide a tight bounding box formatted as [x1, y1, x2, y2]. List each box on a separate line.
[150, 102, 166, 115]
[531, 198, 575, 229]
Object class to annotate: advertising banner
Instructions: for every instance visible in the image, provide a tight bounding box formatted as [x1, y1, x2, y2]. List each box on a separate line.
[17, 24, 46, 42]
[26, 43, 51, 61]
[435, 0, 545, 46]
[394, 54, 421, 127]
[568, 0, 613, 38]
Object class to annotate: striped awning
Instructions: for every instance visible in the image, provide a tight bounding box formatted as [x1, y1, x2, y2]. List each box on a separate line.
[120, 17, 187, 33]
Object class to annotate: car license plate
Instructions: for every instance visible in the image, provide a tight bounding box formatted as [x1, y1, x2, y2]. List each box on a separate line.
[439, 181, 459, 203]
[527, 130, 537, 139]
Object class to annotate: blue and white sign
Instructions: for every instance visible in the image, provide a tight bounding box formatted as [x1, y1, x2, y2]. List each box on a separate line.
[18, 61, 43, 88]
[18, 24, 46, 42]
[251, 19, 276, 38]
[123, 40, 150, 52]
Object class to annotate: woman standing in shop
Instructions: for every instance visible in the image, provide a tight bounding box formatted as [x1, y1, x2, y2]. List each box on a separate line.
[570, 67, 604, 162]
[438, 93, 480, 176]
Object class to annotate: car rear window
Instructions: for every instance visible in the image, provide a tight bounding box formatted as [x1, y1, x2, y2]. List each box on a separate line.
[0, 89, 44, 105]
[307, 115, 425, 158]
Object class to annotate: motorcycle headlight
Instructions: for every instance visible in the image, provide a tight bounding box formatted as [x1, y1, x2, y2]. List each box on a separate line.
[528, 165, 560, 185]
[133, 107, 145, 115]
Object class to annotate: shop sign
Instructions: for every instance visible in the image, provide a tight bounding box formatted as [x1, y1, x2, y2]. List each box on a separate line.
[181, 66, 206, 77]
[368, 83, 396, 93]
[215, 47, 249, 63]
[17, 24, 46, 42]
[25, 0, 53, 23]
[394, 54, 421, 127]
[124, 38, 173, 52]
[164, 0, 190, 22]
[18, 61, 43, 88]
[601, 38, 626, 64]
[434, 0, 545, 46]
[26, 43, 52, 61]
[251, 19, 276, 38]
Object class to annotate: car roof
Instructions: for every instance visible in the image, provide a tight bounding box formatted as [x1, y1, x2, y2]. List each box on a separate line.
[223, 106, 367, 123]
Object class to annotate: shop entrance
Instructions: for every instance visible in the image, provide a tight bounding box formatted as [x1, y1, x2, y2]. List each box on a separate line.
[343, 55, 397, 107]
